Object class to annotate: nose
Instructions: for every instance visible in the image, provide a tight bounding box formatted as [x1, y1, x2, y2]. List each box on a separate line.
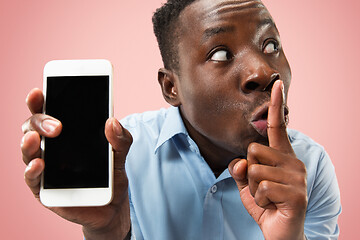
[239, 53, 280, 93]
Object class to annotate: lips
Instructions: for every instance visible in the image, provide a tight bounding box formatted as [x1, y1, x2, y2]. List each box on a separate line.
[250, 103, 269, 137]
[250, 103, 289, 137]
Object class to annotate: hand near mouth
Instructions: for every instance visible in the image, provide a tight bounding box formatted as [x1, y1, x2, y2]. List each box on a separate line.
[229, 80, 308, 240]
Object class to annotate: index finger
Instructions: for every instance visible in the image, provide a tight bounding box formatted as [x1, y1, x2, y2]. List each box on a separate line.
[26, 88, 44, 114]
[267, 80, 294, 154]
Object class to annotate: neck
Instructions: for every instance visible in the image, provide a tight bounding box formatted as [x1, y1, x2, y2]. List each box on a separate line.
[180, 112, 236, 176]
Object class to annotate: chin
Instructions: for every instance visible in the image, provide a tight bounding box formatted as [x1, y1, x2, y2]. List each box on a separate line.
[230, 132, 269, 159]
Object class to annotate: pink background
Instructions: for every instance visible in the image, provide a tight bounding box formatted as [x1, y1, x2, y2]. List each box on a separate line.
[1, 0, 358, 239]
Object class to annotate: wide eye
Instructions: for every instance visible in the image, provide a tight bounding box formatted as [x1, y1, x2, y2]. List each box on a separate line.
[263, 40, 279, 54]
[209, 49, 232, 62]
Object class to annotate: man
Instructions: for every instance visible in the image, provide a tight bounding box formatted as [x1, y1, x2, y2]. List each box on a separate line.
[21, 0, 341, 239]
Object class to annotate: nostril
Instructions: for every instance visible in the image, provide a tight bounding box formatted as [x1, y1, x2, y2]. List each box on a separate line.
[245, 82, 260, 91]
[242, 72, 280, 92]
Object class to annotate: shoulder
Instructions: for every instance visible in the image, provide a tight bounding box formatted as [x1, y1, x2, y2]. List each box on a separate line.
[120, 108, 169, 129]
[120, 108, 169, 139]
[287, 129, 327, 163]
[288, 129, 325, 151]
[287, 129, 335, 190]
[287, 132, 341, 237]
[288, 129, 340, 205]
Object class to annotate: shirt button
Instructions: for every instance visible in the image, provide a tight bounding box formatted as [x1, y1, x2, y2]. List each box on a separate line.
[211, 185, 218, 193]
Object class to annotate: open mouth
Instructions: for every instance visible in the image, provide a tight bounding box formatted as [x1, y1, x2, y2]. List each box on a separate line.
[250, 104, 289, 137]
[250, 106, 269, 137]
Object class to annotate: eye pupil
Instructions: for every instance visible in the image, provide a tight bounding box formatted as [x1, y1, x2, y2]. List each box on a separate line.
[226, 51, 232, 59]
[264, 41, 278, 54]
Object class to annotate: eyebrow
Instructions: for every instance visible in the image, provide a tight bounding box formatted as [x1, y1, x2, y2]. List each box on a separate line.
[202, 26, 235, 43]
[201, 17, 276, 44]
[258, 18, 276, 31]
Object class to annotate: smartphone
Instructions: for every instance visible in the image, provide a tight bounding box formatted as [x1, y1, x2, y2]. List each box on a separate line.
[40, 59, 113, 207]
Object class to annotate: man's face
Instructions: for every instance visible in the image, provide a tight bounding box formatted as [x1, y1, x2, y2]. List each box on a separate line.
[174, 0, 291, 165]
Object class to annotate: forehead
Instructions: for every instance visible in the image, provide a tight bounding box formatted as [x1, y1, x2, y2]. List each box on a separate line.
[178, 0, 273, 36]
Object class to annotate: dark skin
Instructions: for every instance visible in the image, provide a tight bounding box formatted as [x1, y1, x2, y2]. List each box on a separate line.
[159, 0, 307, 239]
[161, 0, 292, 171]
[22, 0, 307, 239]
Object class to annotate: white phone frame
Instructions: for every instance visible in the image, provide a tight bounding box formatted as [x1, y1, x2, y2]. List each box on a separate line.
[40, 59, 114, 207]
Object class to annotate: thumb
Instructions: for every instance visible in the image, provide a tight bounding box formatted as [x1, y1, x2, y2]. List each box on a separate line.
[229, 158, 265, 224]
[105, 118, 133, 170]
[228, 158, 248, 191]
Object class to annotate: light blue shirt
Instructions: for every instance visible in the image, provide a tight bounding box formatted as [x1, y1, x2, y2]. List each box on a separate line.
[121, 107, 341, 240]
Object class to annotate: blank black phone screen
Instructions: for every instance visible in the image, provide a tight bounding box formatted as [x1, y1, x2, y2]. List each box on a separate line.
[44, 76, 109, 189]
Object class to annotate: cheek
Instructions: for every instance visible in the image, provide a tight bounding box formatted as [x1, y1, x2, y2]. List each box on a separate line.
[181, 82, 232, 121]
[278, 53, 292, 84]
[181, 84, 250, 138]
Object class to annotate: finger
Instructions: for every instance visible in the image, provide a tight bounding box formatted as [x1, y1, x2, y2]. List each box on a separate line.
[253, 180, 307, 212]
[247, 142, 296, 167]
[254, 180, 289, 209]
[238, 186, 265, 223]
[267, 80, 294, 154]
[21, 131, 41, 165]
[105, 118, 133, 170]
[22, 114, 62, 137]
[24, 158, 45, 198]
[228, 158, 248, 191]
[26, 88, 44, 114]
[247, 163, 297, 197]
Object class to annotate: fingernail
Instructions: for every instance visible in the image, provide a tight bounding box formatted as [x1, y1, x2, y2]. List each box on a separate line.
[233, 161, 241, 173]
[112, 119, 123, 136]
[280, 81, 285, 102]
[41, 119, 59, 133]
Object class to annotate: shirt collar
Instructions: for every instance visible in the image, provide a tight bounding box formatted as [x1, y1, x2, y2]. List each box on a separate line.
[155, 106, 188, 153]
[154, 106, 234, 181]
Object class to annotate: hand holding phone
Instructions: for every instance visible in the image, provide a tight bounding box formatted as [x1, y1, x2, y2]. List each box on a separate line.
[41, 59, 114, 207]
[21, 60, 132, 238]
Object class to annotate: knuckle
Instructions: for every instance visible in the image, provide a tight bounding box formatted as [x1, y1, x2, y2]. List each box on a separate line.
[247, 164, 261, 178]
[22, 119, 31, 134]
[293, 160, 307, 176]
[119, 130, 133, 148]
[125, 131, 133, 145]
[291, 174, 307, 189]
[28, 115, 39, 132]
[254, 182, 272, 208]
[247, 142, 260, 155]
[117, 134, 133, 148]
[258, 180, 271, 193]
[25, 175, 39, 188]
[293, 191, 308, 208]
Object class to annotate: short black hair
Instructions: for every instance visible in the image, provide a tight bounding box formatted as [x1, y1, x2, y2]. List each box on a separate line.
[152, 0, 197, 72]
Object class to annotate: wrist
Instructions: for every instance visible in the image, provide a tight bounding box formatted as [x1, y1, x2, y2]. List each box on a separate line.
[83, 199, 130, 240]
[83, 224, 130, 240]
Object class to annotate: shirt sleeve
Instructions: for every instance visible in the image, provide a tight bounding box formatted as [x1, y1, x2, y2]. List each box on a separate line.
[304, 150, 341, 239]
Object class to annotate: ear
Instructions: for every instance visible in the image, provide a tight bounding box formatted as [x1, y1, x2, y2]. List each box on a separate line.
[158, 68, 181, 107]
